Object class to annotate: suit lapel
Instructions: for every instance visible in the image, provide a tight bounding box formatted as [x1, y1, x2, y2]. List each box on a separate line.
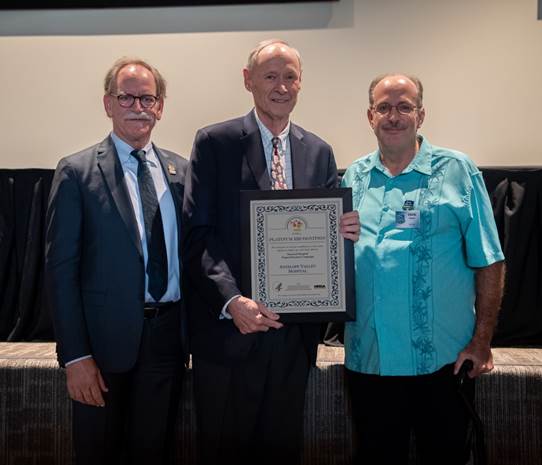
[290, 123, 309, 189]
[241, 112, 271, 191]
[96, 136, 143, 257]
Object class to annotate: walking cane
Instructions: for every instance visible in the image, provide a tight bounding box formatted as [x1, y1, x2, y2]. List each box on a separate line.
[457, 360, 487, 465]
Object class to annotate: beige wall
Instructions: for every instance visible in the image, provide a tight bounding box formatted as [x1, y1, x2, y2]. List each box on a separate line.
[1, 0, 541, 169]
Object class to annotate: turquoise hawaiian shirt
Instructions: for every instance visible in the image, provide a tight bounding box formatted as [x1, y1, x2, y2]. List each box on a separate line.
[341, 136, 504, 376]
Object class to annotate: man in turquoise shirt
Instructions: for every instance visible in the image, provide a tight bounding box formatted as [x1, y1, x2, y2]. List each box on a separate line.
[341, 74, 505, 464]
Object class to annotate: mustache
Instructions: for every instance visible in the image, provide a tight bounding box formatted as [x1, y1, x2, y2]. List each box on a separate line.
[383, 120, 403, 129]
[124, 111, 153, 121]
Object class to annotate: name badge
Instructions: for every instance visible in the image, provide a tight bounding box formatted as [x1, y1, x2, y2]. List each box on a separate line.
[396, 210, 420, 229]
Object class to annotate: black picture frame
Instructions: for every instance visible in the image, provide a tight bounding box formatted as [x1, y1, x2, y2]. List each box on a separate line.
[240, 187, 355, 323]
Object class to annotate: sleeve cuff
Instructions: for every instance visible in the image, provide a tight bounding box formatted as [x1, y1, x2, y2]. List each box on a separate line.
[220, 294, 241, 320]
[65, 354, 92, 366]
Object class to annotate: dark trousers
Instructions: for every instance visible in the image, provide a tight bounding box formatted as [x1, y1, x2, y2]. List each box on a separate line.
[346, 364, 475, 465]
[193, 325, 310, 465]
[72, 308, 184, 465]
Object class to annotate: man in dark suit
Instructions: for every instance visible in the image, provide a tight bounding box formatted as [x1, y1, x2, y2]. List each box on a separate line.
[45, 58, 187, 465]
[183, 39, 359, 465]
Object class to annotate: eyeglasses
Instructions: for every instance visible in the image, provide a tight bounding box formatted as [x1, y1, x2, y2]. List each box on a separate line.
[110, 93, 159, 109]
[372, 102, 419, 116]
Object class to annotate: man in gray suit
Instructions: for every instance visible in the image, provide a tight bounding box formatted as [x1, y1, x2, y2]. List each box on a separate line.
[45, 58, 187, 465]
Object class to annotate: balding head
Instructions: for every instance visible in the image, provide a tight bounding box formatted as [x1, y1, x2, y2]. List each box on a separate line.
[246, 39, 302, 72]
[369, 74, 423, 107]
[243, 39, 303, 135]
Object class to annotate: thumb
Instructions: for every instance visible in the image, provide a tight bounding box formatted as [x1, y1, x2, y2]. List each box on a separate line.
[453, 354, 466, 376]
[97, 370, 109, 392]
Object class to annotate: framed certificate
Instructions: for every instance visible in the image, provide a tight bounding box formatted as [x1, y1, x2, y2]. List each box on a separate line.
[240, 188, 355, 323]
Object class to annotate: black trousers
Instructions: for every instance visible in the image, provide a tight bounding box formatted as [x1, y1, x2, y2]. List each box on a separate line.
[72, 308, 184, 465]
[193, 325, 310, 465]
[346, 364, 475, 465]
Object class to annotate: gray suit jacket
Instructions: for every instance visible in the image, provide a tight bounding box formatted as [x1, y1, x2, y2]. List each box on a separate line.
[45, 135, 187, 372]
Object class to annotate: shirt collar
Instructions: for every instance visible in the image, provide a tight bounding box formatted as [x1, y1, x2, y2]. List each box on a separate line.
[253, 108, 290, 145]
[110, 132, 154, 167]
[407, 135, 432, 175]
[364, 135, 432, 176]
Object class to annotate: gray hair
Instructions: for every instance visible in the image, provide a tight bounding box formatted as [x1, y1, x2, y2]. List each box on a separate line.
[104, 57, 167, 98]
[246, 39, 302, 71]
[368, 74, 423, 107]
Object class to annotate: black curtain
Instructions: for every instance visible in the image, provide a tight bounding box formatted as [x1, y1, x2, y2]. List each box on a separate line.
[483, 167, 542, 346]
[0, 167, 541, 346]
[0, 169, 54, 341]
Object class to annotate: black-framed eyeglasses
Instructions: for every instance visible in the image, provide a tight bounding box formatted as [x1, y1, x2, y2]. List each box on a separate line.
[372, 102, 419, 116]
[110, 93, 159, 109]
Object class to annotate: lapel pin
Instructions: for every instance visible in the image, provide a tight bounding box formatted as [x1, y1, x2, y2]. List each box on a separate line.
[167, 163, 177, 175]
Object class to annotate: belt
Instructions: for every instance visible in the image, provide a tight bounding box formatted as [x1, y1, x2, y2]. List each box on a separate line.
[143, 301, 179, 319]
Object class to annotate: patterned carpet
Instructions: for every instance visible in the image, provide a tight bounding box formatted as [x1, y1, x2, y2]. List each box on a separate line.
[1, 343, 541, 465]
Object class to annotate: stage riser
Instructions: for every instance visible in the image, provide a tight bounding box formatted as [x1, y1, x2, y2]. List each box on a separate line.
[1, 344, 541, 465]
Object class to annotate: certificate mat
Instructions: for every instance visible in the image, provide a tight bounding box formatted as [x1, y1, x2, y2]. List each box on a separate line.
[241, 188, 355, 323]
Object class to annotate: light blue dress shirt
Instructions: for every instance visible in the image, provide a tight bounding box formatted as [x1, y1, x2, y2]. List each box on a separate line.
[254, 109, 293, 189]
[341, 136, 504, 376]
[111, 132, 181, 304]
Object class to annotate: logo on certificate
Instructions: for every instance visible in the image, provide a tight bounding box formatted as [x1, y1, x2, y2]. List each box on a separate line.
[287, 216, 306, 234]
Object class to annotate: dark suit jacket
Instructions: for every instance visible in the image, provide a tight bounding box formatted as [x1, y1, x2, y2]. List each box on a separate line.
[45, 136, 187, 373]
[183, 112, 338, 365]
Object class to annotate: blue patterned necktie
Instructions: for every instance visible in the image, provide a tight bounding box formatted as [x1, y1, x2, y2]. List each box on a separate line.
[130, 150, 168, 302]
